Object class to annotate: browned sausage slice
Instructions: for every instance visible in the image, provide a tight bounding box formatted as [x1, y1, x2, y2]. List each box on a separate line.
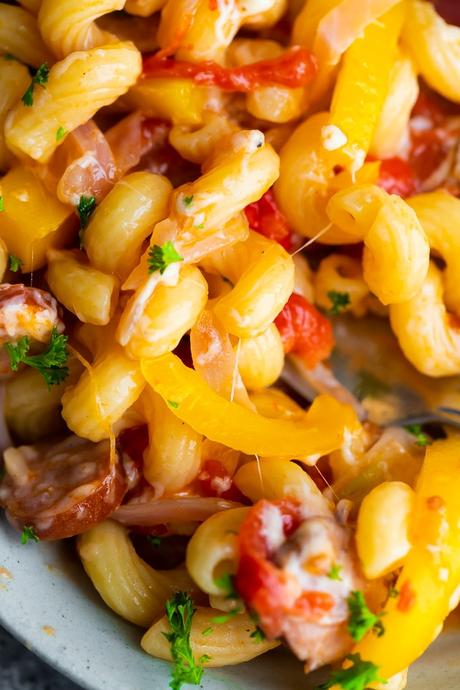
[0, 435, 127, 540]
[0, 284, 63, 345]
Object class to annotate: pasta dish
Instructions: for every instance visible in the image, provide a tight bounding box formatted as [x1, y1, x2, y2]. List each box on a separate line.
[1, 1, 460, 689]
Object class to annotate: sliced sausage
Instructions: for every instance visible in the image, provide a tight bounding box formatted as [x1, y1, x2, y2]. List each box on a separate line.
[0, 435, 127, 540]
[0, 284, 62, 345]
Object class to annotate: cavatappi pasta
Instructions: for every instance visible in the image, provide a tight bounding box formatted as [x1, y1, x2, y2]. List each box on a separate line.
[1, 3, 460, 690]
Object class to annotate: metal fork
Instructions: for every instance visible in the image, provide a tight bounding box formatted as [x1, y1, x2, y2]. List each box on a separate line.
[281, 314, 460, 430]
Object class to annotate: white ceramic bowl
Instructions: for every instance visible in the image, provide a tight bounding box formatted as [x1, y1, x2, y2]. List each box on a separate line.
[0, 514, 458, 690]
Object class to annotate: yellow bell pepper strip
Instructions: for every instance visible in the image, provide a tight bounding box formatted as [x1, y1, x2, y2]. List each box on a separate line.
[354, 437, 460, 679]
[326, 2, 406, 175]
[141, 353, 360, 459]
[292, 0, 404, 104]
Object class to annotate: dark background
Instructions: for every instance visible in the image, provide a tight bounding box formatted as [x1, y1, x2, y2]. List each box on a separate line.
[0, 626, 81, 690]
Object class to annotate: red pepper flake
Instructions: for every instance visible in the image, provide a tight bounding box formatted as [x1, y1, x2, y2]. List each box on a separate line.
[142, 46, 317, 92]
[244, 190, 292, 249]
[426, 495, 445, 511]
[397, 580, 417, 612]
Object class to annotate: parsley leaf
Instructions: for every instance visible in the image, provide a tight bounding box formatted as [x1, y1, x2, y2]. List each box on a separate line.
[214, 573, 239, 599]
[21, 526, 39, 544]
[56, 126, 66, 142]
[8, 254, 23, 272]
[388, 586, 400, 599]
[3, 53, 16, 61]
[148, 241, 183, 275]
[21, 62, 49, 106]
[211, 607, 241, 624]
[327, 563, 343, 581]
[4, 328, 69, 389]
[147, 535, 162, 547]
[0, 197, 4, 212]
[76, 195, 96, 246]
[347, 591, 385, 642]
[167, 400, 179, 409]
[183, 195, 194, 208]
[328, 290, 350, 315]
[404, 423, 431, 447]
[249, 626, 265, 642]
[163, 591, 206, 690]
[316, 653, 385, 690]
[201, 627, 213, 637]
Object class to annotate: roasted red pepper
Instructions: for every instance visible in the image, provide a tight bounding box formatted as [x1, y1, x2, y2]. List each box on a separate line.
[245, 190, 292, 250]
[235, 499, 301, 637]
[275, 293, 334, 368]
[377, 157, 417, 198]
[142, 47, 317, 92]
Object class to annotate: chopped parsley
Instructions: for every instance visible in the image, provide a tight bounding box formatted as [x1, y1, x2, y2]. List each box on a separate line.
[249, 626, 265, 642]
[316, 653, 384, 690]
[21, 62, 49, 106]
[183, 195, 194, 208]
[56, 126, 66, 142]
[388, 586, 400, 599]
[76, 195, 96, 246]
[201, 627, 213, 637]
[148, 241, 183, 275]
[347, 591, 385, 642]
[8, 254, 23, 272]
[404, 423, 431, 447]
[147, 535, 162, 547]
[211, 607, 241, 624]
[354, 370, 389, 400]
[0, 197, 4, 212]
[327, 290, 350, 315]
[21, 526, 39, 544]
[163, 592, 208, 690]
[167, 400, 179, 409]
[3, 53, 16, 61]
[4, 328, 69, 389]
[327, 563, 343, 581]
[214, 573, 239, 599]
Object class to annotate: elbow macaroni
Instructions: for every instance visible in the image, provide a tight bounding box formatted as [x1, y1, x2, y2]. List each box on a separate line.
[5, 41, 141, 163]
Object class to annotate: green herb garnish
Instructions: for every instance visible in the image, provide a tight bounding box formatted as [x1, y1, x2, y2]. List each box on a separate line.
[327, 563, 343, 581]
[163, 592, 207, 690]
[148, 241, 183, 275]
[211, 607, 241, 624]
[316, 653, 385, 690]
[56, 126, 66, 141]
[327, 290, 350, 315]
[21, 63, 49, 106]
[249, 626, 265, 642]
[21, 526, 39, 544]
[347, 591, 385, 642]
[8, 255, 23, 272]
[404, 423, 431, 447]
[4, 328, 69, 388]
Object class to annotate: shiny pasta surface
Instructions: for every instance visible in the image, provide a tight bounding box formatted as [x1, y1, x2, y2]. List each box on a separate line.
[0, 2, 460, 690]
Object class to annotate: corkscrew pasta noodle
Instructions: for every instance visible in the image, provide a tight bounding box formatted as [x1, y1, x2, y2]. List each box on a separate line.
[1, 2, 460, 688]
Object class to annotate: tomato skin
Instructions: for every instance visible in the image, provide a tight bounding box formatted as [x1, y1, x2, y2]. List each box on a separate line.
[244, 190, 292, 250]
[235, 499, 302, 638]
[142, 47, 317, 92]
[197, 459, 246, 503]
[275, 293, 334, 368]
[377, 157, 417, 198]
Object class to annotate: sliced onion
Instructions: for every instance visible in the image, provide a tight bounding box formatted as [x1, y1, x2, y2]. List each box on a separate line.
[282, 356, 366, 420]
[113, 496, 242, 526]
